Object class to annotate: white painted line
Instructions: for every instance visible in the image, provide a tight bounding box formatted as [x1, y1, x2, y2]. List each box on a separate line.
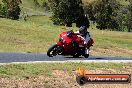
[0, 60, 132, 65]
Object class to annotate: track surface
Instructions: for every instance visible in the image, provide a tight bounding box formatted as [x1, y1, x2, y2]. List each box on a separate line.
[0, 53, 132, 64]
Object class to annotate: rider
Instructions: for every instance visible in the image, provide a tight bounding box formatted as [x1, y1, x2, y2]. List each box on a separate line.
[75, 26, 92, 48]
[75, 26, 94, 55]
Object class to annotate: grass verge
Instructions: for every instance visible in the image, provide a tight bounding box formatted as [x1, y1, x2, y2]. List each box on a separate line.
[0, 62, 132, 88]
[0, 16, 132, 57]
[0, 62, 132, 77]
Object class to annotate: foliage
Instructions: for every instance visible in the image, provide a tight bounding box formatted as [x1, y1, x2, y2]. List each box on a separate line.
[33, 0, 49, 9]
[84, 0, 131, 32]
[0, 3, 6, 17]
[49, 0, 84, 26]
[2, 0, 21, 20]
[37, 0, 49, 9]
[115, 0, 132, 32]
[34, 0, 40, 9]
[84, 0, 120, 30]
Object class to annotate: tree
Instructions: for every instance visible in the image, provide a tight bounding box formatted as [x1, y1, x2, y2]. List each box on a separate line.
[2, 0, 22, 20]
[84, 0, 120, 30]
[116, 0, 132, 32]
[49, 0, 85, 27]
[127, 0, 132, 32]
[0, 3, 7, 17]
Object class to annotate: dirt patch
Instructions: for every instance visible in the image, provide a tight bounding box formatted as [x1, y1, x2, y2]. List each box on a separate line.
[0, 67, 132, 88]
[52, 70, 70, 78]
[90, 47, 132, 57]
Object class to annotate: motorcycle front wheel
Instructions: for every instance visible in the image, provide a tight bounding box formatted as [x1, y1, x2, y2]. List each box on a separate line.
[47, 44, 62, 57]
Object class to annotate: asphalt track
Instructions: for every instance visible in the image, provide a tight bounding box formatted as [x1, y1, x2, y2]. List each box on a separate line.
[0, 53, 132, 65]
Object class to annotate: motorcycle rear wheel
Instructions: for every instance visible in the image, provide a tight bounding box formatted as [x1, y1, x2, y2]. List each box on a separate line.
[84, 54, 89, 58]
[73, 53, 80, 58]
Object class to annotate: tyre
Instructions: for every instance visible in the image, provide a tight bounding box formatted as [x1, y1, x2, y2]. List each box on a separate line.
[73, 53, 79, 58]
[76, 76, 86, 85]
[72, 53, 80, 58]
[84, 54, 89, 58]
[47, 44, 62, 57]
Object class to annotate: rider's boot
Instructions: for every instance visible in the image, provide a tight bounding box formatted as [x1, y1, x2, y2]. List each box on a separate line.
[85, 48, 89, 54]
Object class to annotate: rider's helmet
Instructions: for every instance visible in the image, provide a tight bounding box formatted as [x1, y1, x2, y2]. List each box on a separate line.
[79, 26, 87, 36]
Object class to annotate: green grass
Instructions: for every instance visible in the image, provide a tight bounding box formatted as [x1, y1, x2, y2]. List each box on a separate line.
[0, 16, 62, 53]
[90, 28, 132, 57]
[0, 16, 132, 57]
[0, 62, 131, 77]
[0, 16, 69, 53]
[92, 29, 132, 50]
[82, 0, 130, 5]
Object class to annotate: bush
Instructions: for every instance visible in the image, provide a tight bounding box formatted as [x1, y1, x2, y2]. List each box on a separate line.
[2, 0, 22, 20]
[0, 3, 7, 17]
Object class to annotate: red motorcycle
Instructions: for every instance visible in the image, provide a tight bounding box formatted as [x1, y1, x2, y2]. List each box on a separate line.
[47, 30, 94, 58]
